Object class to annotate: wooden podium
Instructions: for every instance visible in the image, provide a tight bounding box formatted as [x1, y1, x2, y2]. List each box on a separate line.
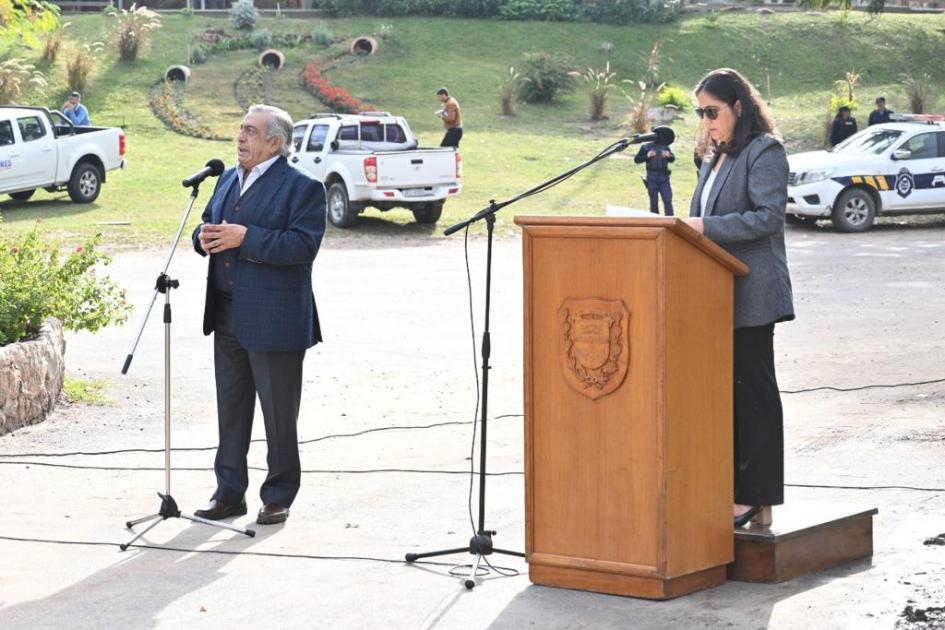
[514, 216, 749, 600]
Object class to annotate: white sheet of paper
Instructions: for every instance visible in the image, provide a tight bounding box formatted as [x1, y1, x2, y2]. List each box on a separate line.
[605, 204, 655, 218]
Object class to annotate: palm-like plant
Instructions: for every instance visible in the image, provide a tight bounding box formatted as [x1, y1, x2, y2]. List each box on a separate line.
[902, 73, 933, 114]
[622, 79, 664, 135]
[106, 3, 162, 62]
[584, 62, 618, 121]
[0, 58, 47, 105]
[65, 41, 104, 93]
[498, 66, 523, 116]
[800, 0, 885, 14]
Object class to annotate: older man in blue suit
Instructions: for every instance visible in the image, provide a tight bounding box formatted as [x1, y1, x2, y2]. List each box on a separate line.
[191, 104, 326, 526]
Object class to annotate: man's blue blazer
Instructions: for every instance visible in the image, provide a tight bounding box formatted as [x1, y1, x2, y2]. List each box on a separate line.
[191, 156, 327, 352]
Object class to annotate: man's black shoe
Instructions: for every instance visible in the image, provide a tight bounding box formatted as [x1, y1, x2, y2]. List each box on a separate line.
[256, 503, 289, 525]
[194, 499, 247, 521]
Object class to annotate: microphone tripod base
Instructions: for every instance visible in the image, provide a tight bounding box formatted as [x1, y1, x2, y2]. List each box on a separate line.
[120, 492, 256, 551]
[405, 530, 525, 590]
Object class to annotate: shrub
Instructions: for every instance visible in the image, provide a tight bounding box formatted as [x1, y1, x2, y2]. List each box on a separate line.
[703, 11, 721, 28]
[65, 42, 103, 93]
[189, 44, 207, 65]
[250, 28, 272, 50]
[374, 23, 394, 40]
[500, 0, 576, 21]
[312, 0, 676, 23]
[229, 0, 260, 31]
[498, 65, 521, 116]
[583, 62, 617, 121]
[106, 3, 162, 62]
[658, 85, 690, 111]
[180, 6, 194, 17]
[0, 230, 131, 346]
[517, 51, 577, 104]
[828, 71, 859, 117]
[41, 26, 68, 63]
[641, 40, 662, 90]
[622, 80, 659, 134]
[0, 58, 47, 105]
[833, 69, 860, 103]
[828, 94, 857, 116]
[902, 73, 933, 114]
[640, 0, 680, 23]
[312, 24, 333, 47]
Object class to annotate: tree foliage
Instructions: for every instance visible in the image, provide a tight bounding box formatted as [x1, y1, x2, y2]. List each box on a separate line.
[0, 0, 60, 48]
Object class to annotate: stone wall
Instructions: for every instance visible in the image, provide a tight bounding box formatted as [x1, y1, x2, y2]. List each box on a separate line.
[0, 318, 66, 435]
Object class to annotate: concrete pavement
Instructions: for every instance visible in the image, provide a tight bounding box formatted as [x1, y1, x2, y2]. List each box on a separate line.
[0, 218, 943, 629]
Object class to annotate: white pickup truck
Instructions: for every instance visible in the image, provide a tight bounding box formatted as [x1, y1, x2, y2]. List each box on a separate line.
[787, 118, 945, 232]
[0, 105, 126, 204]
[289, 112, 462, 227]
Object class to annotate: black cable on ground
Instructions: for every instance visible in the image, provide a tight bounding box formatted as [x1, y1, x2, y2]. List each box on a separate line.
[1, 378, 941, 460]
[785, 483, 945, 492]
[1, 459, 941, 493]
[780, 377, 945, 394]
[0, 416, 525, 459]
[0, 534, 523, 574]
[0, 461, 524, 475]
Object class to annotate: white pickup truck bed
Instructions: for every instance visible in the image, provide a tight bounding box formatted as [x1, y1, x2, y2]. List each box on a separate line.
[290, 113, 461, 227]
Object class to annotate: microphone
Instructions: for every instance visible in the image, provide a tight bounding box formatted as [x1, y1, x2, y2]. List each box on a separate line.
[622, 126, 676, 146]
[182, 158, 225, 188]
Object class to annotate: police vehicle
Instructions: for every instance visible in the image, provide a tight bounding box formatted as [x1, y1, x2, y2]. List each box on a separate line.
[786, 114, 945, 232]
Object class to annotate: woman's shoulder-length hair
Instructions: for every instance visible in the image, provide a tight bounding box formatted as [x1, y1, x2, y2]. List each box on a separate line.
[694, 68, 781, 156]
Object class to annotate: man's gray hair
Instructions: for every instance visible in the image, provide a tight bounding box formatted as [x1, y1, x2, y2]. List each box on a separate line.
[248, 104, 294, 158]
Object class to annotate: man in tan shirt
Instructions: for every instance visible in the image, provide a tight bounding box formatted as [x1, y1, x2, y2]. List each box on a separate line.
[436, 87, 463, 148]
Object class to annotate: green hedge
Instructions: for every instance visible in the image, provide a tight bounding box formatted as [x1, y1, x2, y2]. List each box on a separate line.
[313, 0, 679, 24]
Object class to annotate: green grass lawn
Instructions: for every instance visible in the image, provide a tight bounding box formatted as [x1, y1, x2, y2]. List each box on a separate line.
[1, 11, 944, 245]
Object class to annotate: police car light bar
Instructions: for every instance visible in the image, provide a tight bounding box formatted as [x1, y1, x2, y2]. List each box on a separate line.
[889, 113, 945, 122]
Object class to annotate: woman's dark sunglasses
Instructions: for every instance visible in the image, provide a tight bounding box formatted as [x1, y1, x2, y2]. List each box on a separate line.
[695, 105, 729, 120]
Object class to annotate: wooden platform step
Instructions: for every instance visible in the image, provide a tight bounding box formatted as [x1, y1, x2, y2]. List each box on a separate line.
[728, 503, 878, 583]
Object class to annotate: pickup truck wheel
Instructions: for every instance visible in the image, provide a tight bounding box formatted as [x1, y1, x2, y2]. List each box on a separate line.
[9, 189, 35, 201]
[68, 162, 102, 203]
[412, 201, 443, 225]
[832, 188, 875, 232]
[327, 182, 357, 227]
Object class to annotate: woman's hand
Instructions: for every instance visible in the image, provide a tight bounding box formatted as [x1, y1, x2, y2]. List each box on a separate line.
[684, 217, 705, 234]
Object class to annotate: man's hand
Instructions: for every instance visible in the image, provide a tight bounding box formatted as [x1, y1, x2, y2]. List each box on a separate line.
[647, 150, 656, 158]
[662, 151, 672, 157]
[199, 221, 247, 254]
[684, 217, 704, 234]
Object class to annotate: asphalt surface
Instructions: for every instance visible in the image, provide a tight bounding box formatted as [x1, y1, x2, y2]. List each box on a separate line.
[0, 216, 943, 629]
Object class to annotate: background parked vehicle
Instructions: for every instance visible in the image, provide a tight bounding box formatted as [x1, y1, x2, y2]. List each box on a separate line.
[290, 112, 462, 228]
[787, 116, 945, 232]
[0, 106, 126, 204]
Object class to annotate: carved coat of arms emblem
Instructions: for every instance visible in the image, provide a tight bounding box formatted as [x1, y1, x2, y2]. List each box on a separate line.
[558, 298, 630, 400]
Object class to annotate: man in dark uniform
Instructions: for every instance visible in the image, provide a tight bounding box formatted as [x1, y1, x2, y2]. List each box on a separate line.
[868, 96, 894, 126]
[830, 106, 858, 147]
[634, 140, 675, 216]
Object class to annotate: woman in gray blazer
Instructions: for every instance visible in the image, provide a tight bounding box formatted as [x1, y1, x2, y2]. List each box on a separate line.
[685, 68, 795, 528]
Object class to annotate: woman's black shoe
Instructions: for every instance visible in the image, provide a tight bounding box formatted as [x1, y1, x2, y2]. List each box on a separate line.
[734, 506, 761, 527]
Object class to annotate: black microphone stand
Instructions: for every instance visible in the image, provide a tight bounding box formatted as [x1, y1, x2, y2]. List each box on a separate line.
[119, 177, 255, 551]
[404, 136, 636, 588]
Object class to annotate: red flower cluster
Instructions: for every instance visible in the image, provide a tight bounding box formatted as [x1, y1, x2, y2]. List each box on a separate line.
[302, 62, 372, 114]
